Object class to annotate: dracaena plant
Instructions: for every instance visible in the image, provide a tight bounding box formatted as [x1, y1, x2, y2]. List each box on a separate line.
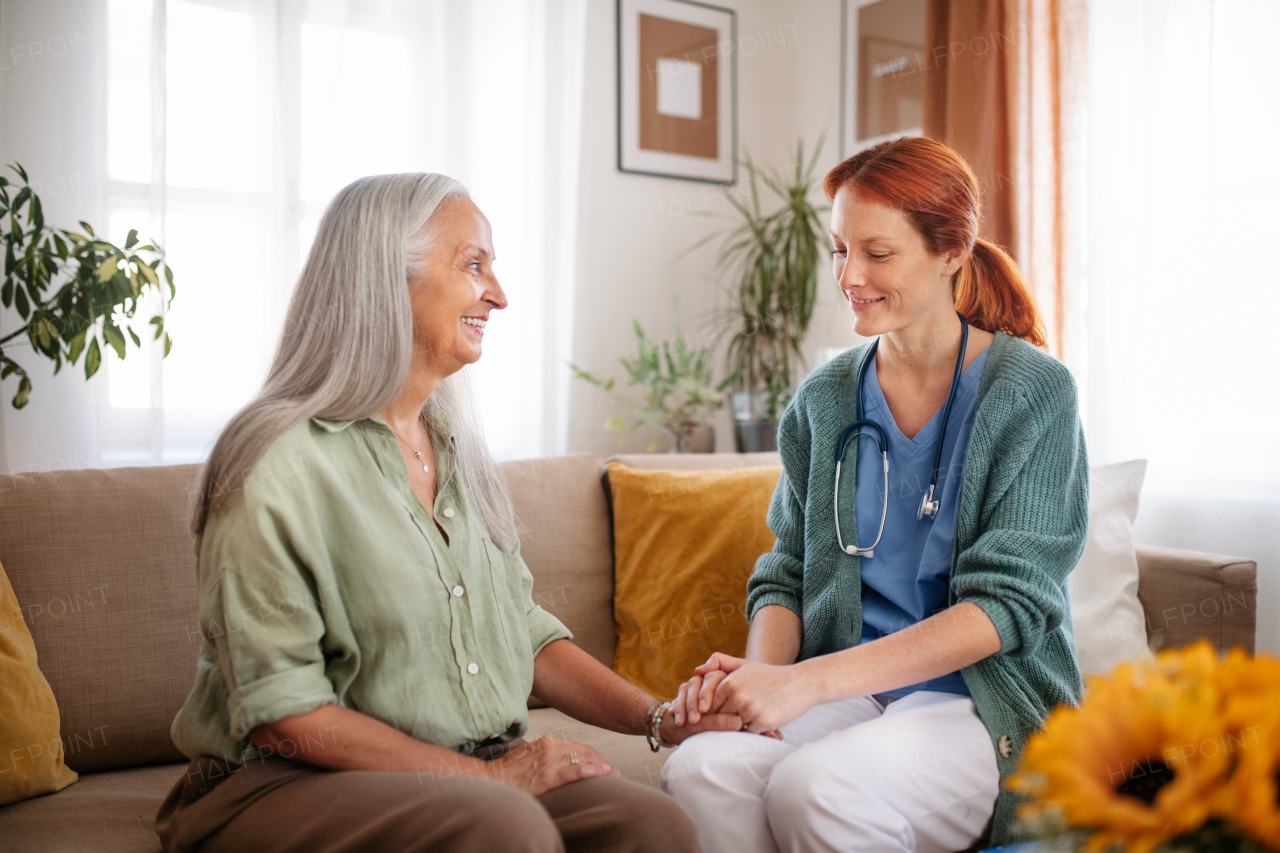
[696, 138, 827, 422]
[570, 300, 723, 452]
[0, 163, 173, 408]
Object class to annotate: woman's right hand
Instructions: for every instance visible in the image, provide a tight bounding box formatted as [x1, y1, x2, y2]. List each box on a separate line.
[672, 660, 782, 739]
[486, 736, 618, 797]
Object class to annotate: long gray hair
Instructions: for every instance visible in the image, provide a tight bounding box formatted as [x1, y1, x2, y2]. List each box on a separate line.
[193, 173, 518, 551]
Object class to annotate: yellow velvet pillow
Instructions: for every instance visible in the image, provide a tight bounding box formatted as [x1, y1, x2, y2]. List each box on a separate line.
[608, 462, 782, 700]
[0, 559, 78, 804]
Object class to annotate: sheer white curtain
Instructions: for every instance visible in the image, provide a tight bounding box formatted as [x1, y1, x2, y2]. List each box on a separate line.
[0, 0, 584, 471]
[1086, 0, 1280, 651]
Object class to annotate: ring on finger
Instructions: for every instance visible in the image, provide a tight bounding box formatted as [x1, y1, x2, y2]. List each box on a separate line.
[569, 752, 579, 765]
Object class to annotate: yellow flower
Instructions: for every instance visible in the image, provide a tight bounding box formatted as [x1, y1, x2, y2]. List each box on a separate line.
[1211, 647, 1280, 847]
[1010, 642, 1232, 853]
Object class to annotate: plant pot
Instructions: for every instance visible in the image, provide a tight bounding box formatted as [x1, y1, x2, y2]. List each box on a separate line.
[731, 390, 772, 422]
[671, 423, 715, 453]
[730, 391, 778, 452]
[733, 421, 778, 453]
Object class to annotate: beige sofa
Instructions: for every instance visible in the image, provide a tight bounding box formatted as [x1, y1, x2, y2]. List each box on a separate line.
[0, 451, 1258, 852]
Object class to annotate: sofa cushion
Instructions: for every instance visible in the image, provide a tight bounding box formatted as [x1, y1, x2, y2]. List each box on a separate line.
[606, 462, 782, 699]
[0, 466, 203, 774]
[0, 559, 79, 804]
[500, 454, 615, 671]
[0, 761, 181, 853]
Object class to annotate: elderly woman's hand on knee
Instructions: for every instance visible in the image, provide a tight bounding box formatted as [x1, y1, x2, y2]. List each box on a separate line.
[487, 736, 617, 797]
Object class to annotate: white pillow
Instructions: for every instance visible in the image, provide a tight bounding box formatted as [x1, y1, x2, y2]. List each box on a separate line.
[1067, 460, 1155, 678]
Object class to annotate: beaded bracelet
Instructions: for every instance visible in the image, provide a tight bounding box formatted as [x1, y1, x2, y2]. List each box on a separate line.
[644, 700, 674, 752]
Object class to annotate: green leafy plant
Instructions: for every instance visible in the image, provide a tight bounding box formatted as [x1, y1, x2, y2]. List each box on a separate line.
[0, 163, 174, 409]
[571, 301, 723, 452]
[704, 138, 827, 422]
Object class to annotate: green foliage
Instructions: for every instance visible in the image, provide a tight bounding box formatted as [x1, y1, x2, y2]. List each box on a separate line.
[699, 137, 827, 422]
[571, 300, 723, 452]
[0, 163, 174, 408]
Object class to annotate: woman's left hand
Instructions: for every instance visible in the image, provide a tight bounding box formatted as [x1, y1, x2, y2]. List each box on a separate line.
[698, 652, 819, 734]
[658, 707, 744, 746]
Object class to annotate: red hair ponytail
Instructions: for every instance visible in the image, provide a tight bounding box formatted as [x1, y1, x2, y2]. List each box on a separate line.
[955, 239, 1046, 348]
[823, 137, 1047, 349]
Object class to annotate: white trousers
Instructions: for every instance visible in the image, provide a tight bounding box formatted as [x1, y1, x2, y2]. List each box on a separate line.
[661, 691, 1000, 853]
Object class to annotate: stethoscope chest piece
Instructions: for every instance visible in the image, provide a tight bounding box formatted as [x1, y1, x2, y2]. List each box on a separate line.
[918, 485, 940, 520]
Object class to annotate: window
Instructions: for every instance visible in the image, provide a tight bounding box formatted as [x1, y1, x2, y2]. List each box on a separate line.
[99, 0, 585, 464]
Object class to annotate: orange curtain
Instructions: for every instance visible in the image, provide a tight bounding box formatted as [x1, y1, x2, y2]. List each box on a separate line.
[923, 0, 1017, 253]
[923, 0, 1087, 369]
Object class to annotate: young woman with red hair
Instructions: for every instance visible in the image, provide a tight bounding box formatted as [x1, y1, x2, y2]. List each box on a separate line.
[660, 137, 1087, 852]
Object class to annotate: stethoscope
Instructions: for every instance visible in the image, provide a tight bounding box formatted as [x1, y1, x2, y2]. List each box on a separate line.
[833, 311, 969, 558]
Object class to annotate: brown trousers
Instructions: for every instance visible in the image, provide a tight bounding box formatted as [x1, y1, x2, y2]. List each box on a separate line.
[155, 754, 700, 853]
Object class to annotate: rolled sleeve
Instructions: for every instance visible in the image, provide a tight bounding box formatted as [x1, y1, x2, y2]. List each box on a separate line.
[226, 662, 335, 740]
[213, 510, 338, 739]
[527, 604, 573, 657]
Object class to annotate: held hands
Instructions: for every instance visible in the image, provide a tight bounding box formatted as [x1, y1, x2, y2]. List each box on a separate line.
[487, 736, 617, 797]
[671, 652, 816, 736]
[657, 704, 744, 746]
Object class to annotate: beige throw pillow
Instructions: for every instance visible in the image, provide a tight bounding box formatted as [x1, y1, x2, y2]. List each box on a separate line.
[1068, 460, 1156, 678]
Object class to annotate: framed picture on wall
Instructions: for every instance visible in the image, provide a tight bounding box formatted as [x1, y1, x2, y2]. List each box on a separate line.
[841, 0, 927, 158]
[617, 0, 736, 184]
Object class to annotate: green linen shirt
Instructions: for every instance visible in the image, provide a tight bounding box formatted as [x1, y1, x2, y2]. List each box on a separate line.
[170, 414, 572, 763]
[747, 332, 1089, 847]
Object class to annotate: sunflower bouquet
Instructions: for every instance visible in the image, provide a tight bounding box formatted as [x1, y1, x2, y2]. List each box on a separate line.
[1009, 640, 1280, 853]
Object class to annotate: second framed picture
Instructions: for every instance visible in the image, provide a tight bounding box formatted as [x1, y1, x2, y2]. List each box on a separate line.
[841, 0, 927, 158]
[617, 0, 737, 184]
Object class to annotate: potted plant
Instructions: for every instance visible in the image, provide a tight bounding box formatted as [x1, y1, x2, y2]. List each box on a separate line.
[571, 300, 723, 453]
[707, 139, 826, 452]
[0, 164, 174, 409]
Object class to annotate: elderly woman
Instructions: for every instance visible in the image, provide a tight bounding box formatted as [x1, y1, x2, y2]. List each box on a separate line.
[156, 174, 738, 853]
[660, 137, 1089, 852]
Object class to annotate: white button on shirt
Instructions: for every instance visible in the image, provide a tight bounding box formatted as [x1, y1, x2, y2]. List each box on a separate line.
[467, 662, 480, 675]
[452, 585, 465, 597]
[443, 508, 455, 518]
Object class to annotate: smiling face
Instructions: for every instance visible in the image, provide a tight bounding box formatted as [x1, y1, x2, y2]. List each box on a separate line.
[407, 196, 507, 379]
[829, 186, 967, 343]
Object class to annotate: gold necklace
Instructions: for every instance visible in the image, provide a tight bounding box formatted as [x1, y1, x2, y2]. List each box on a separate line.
[387, 422, 430, 473]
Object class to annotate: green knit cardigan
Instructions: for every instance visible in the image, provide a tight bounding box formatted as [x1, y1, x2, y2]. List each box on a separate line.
[747, 331, 1089, 846]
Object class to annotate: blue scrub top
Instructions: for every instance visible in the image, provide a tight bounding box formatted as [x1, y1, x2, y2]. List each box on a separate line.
[849, 345, 991, 700]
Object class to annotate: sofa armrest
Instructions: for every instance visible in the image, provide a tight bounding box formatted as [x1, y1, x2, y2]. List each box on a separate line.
[1135, 544, 1257, 655]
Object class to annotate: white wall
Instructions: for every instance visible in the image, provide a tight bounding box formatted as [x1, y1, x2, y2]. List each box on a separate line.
[567, 0, 860, 457]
